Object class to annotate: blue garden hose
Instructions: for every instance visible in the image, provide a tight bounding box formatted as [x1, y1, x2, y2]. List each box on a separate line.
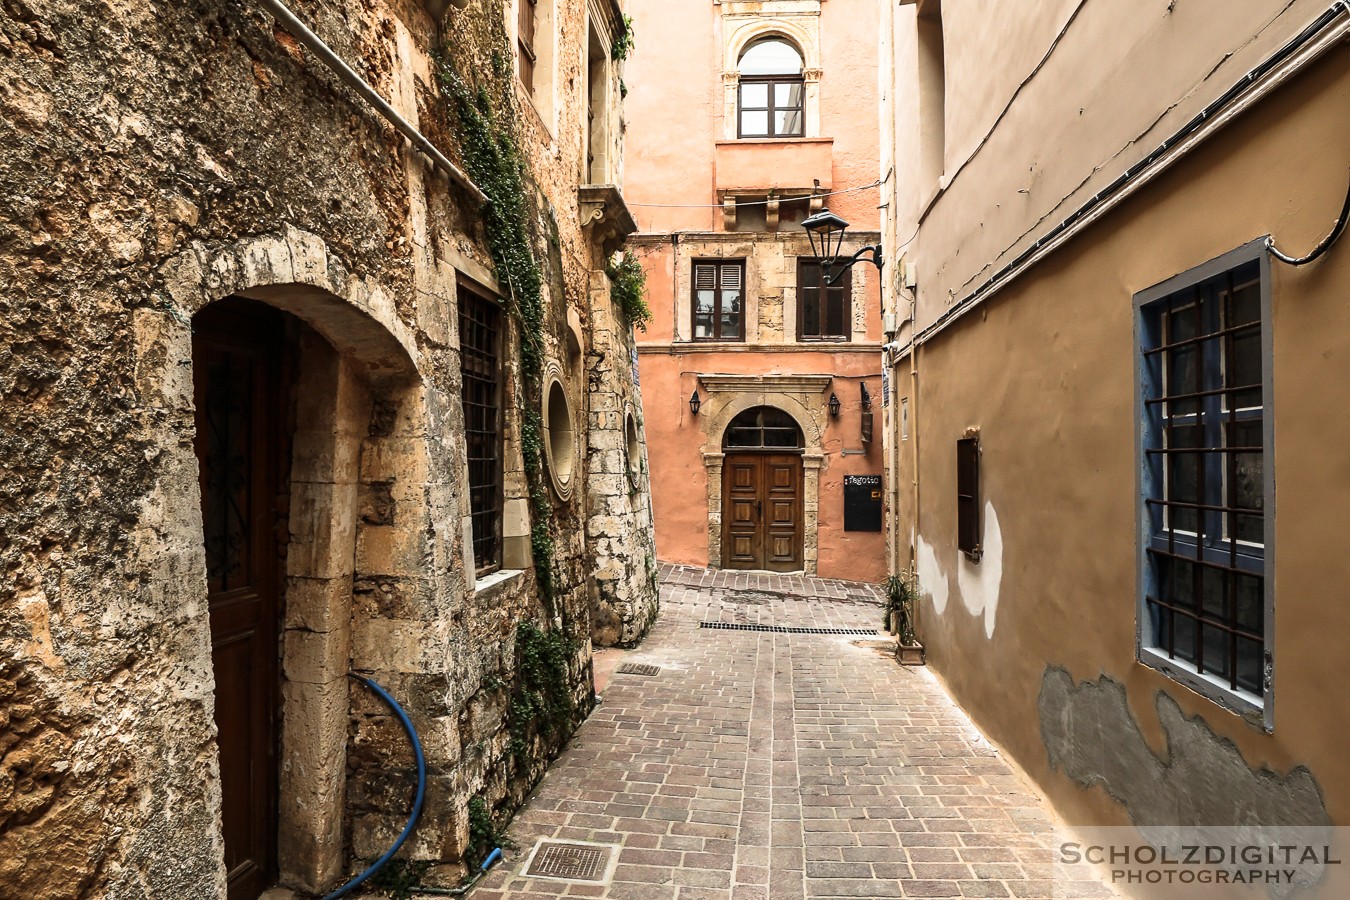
[322, 674, 427, 900]
[412, 847, 503, 896]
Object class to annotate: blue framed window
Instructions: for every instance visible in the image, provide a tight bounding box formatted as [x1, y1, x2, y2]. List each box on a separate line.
[1136, 241, 1272, 724]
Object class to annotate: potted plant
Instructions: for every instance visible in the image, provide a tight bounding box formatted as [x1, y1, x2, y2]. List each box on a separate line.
[882, 571, 925, 666]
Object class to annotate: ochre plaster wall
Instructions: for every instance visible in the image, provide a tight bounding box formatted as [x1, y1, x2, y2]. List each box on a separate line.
[900, 54, 1350, 832]
[888, 0, 1342, 330]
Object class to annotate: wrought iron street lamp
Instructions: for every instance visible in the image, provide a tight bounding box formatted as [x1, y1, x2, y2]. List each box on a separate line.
[828, 392, 841, 418]
[689, 389, 701, 416]
[801, 207, 884, 286]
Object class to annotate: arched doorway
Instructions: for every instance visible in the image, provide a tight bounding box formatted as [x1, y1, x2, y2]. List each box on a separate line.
[190, 285, 424, 898]
[192, 297, 292, 898]
[720, 406, 804, 571]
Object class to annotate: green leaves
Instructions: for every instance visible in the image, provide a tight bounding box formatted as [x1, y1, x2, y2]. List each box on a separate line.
[441, 59, 555, 600]
[607, 250, 651, 330]
[612, 14, 636, 62]
[509, 622, 576, 762]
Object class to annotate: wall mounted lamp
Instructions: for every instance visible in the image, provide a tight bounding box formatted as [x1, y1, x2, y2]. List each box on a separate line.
[860, 382, 872, 411]
[828, 392, 841, 418]
[802, 207, 884, 287]
[689, 389, 701, 416]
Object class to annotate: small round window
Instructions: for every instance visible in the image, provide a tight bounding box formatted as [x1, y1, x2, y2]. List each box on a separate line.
[625, 410, 642, 489]
[543, 377, 575, 500]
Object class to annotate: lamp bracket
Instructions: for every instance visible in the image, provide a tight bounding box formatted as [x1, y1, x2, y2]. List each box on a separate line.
[824, 245, 883, 285]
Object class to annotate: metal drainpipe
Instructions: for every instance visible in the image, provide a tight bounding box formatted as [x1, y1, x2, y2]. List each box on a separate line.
[908, 295, 920, 595]
[254, 0, 488, 205]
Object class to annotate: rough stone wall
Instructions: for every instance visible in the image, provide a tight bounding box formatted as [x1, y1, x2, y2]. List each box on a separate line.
[0, 0, 647, 895]
[585, 272, 658, 647]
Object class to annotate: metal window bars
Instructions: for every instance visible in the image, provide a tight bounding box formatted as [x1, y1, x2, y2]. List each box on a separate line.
[1142, 264, 1264, 695]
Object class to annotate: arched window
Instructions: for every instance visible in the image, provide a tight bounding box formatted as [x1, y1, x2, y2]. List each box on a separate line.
[738, 38, 805, 138]
[722, 406, 804, 451]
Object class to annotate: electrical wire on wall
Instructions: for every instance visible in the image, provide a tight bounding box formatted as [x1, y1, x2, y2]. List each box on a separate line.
[626, 176, 887, 208]
[1268, 168, 1350, 266]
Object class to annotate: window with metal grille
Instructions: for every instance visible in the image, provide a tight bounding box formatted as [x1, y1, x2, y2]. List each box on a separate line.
[956, 437, 980, 559]
[459, 284, 503, 575]
[1138, 243, 1270, 713]
[691, 260, 745, 341]
[797, 259, 851, 341]
[737, 39, 804, 138]
[517, 0, 537, 93]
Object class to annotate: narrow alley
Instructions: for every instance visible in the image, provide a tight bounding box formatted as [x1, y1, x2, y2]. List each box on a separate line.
[473, 566, 1112, 900]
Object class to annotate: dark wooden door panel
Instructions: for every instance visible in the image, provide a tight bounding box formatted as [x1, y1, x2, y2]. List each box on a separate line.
[763, 454, 802, 572]
[722, 453, 803, 571]
[194, 299, 286, 900]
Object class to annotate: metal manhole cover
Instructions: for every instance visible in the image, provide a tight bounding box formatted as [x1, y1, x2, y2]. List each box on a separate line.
[616, 662, 660, 676]
[524, 840, 617, 883]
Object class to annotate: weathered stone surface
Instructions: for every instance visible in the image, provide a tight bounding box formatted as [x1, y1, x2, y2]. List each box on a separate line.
[0, 0, 655, 893]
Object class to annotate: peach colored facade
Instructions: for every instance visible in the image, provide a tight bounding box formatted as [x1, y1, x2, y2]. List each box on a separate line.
[624, 0, 885, 581]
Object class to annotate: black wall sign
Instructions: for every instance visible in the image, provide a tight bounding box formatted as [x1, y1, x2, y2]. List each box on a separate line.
[843, 474, 883, 532]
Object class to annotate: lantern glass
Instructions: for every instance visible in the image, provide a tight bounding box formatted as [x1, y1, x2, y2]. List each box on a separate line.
[689, 390, 701, 415]
[828, 392, 841, 417]
[801, 208, 849, 262]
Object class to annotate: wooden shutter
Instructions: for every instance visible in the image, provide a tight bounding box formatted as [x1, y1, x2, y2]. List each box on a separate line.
[719, 263, 742, 292]
[956, 436, 980, 559]
[694, 263, 717, 291]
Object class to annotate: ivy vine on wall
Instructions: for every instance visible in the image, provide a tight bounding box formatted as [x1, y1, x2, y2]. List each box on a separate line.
[438, 67, 557, 601]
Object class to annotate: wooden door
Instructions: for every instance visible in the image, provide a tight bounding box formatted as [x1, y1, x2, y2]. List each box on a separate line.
[722, 453, 803, 571]
[193, 300, 287, 900]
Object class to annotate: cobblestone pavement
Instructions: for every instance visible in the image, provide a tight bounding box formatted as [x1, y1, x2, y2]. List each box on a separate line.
[470, 566, 1110, 900]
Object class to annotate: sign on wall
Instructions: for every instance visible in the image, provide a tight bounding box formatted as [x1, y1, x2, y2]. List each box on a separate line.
[843, 474, 883, 532]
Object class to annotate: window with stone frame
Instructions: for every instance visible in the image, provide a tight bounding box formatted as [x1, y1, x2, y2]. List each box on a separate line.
[691, 260, 746, 341]
[459, 283, 504, 575]
[797, 258, 851, 341]
[737, 38, 805, 138]
[1137, 243, 1271, 717]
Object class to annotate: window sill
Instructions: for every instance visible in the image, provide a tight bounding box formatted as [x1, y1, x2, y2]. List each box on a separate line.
[473, 568, 525, 599]
[1138, 646, 1270, 731]
[720, 136, 825, 144]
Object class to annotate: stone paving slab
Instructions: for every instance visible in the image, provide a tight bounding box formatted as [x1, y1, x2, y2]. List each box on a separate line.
[465, 567, 1110, 900]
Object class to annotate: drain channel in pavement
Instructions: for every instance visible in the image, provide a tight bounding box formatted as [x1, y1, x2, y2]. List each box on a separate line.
[698, 621, 878, 636]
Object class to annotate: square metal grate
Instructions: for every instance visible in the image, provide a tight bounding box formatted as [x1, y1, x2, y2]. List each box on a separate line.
[699, 621, 878, 636]
[616, 662, 661, 676]
[525, 840, 615, 882]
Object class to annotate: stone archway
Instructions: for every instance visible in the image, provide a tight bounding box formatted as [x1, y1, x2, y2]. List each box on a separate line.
[153, 230, 442, 893]
[696, 375, 830, 574]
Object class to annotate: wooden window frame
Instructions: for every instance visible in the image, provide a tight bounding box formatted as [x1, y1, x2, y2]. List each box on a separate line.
[458, 281, 505, 576]
[690, 259, 747, 342]
[956, 436, 980, 560]
[796, 258, 852, 342]
[737, 74, 805, 139]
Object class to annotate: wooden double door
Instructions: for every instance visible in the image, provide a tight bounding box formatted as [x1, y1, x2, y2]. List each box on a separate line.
[193, 299, 290, 900]
[721, 453, 804, 571]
